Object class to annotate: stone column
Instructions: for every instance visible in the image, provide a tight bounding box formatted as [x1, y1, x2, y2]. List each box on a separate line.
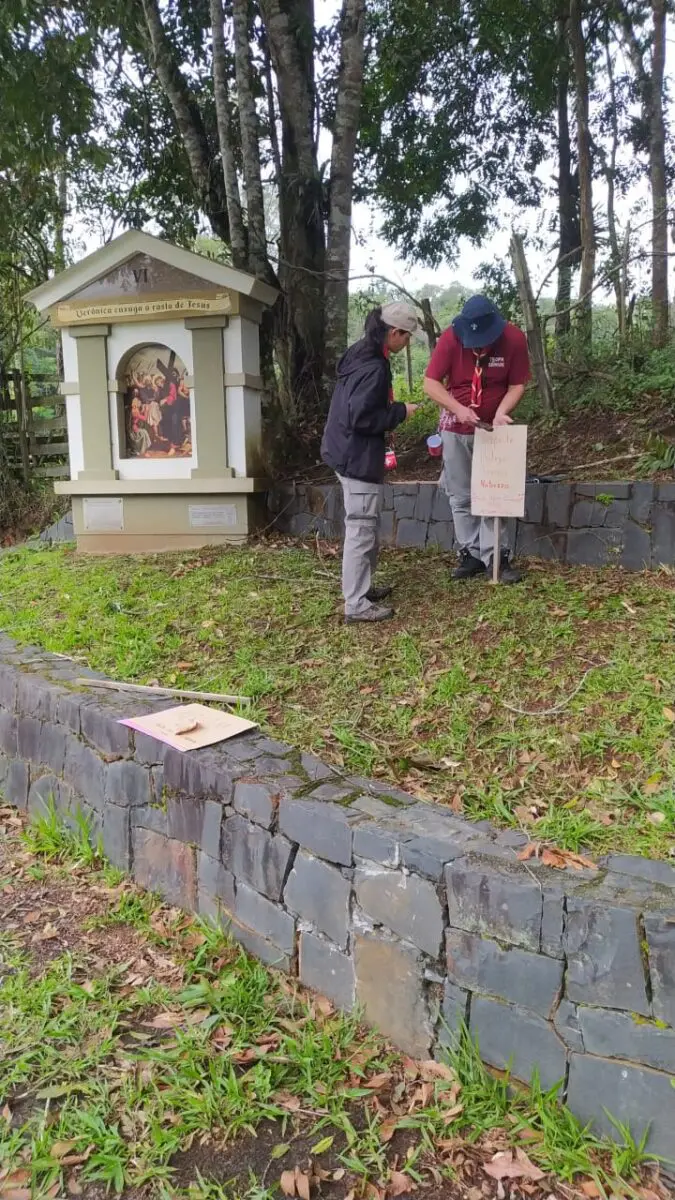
[224, 307, 264, 477]
[70, 325, 117, 480]
[186, 316, 232, 480]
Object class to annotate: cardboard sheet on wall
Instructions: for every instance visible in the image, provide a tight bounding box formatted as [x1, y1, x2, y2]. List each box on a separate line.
[471, 425, 528, 519]
[119, 703, 257, 752]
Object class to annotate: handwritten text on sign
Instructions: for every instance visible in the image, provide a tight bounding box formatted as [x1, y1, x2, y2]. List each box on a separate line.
[471, 425, 528, 518]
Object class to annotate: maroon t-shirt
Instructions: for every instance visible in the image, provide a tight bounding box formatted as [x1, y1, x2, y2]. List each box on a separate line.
[425, 323, 530, 434]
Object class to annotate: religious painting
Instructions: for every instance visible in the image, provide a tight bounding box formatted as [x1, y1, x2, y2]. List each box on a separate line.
[122, 345, 191, 459]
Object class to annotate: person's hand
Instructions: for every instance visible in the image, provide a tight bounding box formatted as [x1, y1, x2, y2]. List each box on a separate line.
[405, 403, 419, 419]
[493, 412, 514, 427]
[455, 404, 480, 426]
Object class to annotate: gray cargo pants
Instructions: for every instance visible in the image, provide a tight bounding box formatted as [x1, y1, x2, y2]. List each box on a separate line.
[441, 432, 509, 567]
[337, 474, 383, 616]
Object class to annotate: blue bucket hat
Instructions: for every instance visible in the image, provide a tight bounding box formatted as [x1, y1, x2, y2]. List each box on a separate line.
[452, 295, 506, 349]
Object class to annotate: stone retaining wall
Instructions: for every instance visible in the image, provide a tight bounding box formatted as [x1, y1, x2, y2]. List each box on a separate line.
[268, 479, 675, 570]
[2, 636, 675, 1163]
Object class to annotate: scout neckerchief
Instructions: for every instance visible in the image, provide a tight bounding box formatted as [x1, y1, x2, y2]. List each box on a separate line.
[470, 349, 489, 411]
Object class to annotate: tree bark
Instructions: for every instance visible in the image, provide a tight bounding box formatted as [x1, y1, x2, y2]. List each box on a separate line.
[650, 0, 668, 347]
[232, 0, 269, 277]
[139, 0, 230, 243]
[618, 0, 669, 347]
[324, 0, 366, 387]
[210, 0, 248, 269]
[568, 0, 595, 344]
[259, 0, 326, 420]
[602, 27, 626, 343]
[555, 16, 574, 341]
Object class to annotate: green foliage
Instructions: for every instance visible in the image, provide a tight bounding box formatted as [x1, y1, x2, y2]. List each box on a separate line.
[638, 436, 675, 474]
[22, 797, 101, 867]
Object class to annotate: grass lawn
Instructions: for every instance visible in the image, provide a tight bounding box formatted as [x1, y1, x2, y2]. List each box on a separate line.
[1, 542, 675, 859]
[0, 803, 670, 1200]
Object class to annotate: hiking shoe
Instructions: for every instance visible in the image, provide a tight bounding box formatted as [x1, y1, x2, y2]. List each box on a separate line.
[345, 604, 395, 624]
[452, 549, 486, 580]
[366, 585, 393, 602]
[491, 551, 523, 584]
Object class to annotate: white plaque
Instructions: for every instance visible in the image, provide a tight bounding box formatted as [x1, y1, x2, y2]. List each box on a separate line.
[189, 503, 238, 529]
[82, 497, 124, 532]
[471, 426, 528, 519]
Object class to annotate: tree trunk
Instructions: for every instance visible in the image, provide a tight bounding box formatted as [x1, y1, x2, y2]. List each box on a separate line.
[139, 0, 230, 243]
[324, 0, 366, 387]
[261, 26, 282, 186]
[260, 0, 326, 421]
[510, 233, 556, 414]
[603, 27, 626, 343]
[232, 0, 269, 277]
[649, 0, 668, 347]
[54, 161, 67, 378]
[617, 0, 669, 347]
[210, 0, 248, 269]
[555, 15, 574, 341]
[568, 0, 595, 345]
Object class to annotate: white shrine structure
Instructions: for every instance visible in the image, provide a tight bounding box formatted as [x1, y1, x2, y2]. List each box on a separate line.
[27, 230, 277, 553]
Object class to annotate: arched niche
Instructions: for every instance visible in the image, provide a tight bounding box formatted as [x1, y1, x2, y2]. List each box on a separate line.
[116, 343, 191, 460]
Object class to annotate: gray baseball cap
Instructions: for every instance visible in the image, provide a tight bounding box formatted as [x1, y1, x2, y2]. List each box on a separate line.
[381, 301, 419, 334]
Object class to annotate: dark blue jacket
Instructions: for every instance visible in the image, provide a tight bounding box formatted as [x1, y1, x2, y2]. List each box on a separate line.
[321, 338, 408, 484]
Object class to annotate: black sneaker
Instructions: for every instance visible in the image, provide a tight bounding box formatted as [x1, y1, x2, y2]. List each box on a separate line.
[492, 550, 523, 584]
[452, 549, 486, 580]
[365, 585, 393, 602]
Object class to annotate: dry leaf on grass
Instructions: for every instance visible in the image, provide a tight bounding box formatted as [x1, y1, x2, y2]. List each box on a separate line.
[579, 1181, 601, 1198]
[144, 1011, 183, 1029]
[663, 707, 675, 723]
[364, 1072, 393, 1090]
[388, 1172, 414, 1197]
[1, 1106, 10, 1124]
[280, 1168, 312, 1200]
[483, 1149, 545, 1183]
[379, 1117, 399, 1143]
[518, 843, 597, 871]
[418, 1060, 455, 1083]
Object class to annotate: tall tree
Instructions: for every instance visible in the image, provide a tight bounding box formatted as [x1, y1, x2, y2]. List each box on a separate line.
[568, 0, 595, 343]
[324, 0, 367, 381]
[615, 0, 669, 347]
[210, 0, 247, 269]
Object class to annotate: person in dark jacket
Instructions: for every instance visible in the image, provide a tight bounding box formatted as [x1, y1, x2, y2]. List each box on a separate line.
[321, 302, 419, 622]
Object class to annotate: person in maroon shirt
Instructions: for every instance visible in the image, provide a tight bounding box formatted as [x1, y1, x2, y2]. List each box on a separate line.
[424, 295, 530, 583]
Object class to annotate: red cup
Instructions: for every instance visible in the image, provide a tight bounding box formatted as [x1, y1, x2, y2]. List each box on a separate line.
[385, 448, 397, 471]
[427, 434, 443, 458]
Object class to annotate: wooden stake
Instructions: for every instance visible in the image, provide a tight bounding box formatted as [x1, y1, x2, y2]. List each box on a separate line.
[75, 678, 250, 707]
[492, 518, 501, 584]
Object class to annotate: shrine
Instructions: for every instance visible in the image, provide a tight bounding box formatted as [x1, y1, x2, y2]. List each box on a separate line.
[27, 230, 277, 553]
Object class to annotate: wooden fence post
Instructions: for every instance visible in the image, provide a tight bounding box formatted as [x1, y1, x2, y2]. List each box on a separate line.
[13, 370, 31, 482]
[509, 233, 556, 414]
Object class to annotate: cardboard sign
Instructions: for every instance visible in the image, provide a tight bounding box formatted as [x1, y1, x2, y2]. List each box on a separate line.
[119, 703, 257, 753]
[471, 425, 528, 519]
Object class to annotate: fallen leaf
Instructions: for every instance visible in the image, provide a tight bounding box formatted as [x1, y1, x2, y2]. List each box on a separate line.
[1, 1106, 10, 1124]
[311, 1135, 334, 1155]
[364, 1072, 392, 1090]
[67, 1176, 82, 1196]
[388, 1171, 414, 1197]
[419, 1060, 455, 1082]
[379, 1117, 399, 1143]
[280, 1171, 297, 1197]
[50, 1141, 77, 1161]
[34, 922, 59, 942]
[663, 707, 675, 723]
[212, 1025, 234, 1049]
[295, 1168, 311, 1200]
[183, 1008, 210, 1026]
[274, 1091, 302, 1112]
[518, 843, 538, 861]
[145, 1011, 184, 1029]
[621, 599, 637, 616]
[647, 811, 667, 826]
[580, 1181, 601, 1198]
[333, 1168, 346, 1181]
[483, 1149, 545, 1183]
[271, 1144, 291, 1161]
[313, 995, 334, 1018]
[0, 1189, 31, 1200]
[449, 793, 464, 814]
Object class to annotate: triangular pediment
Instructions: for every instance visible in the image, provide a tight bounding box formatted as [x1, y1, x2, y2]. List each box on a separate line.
[71, 254, 228, 302]
[26, 230, 278, 313]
